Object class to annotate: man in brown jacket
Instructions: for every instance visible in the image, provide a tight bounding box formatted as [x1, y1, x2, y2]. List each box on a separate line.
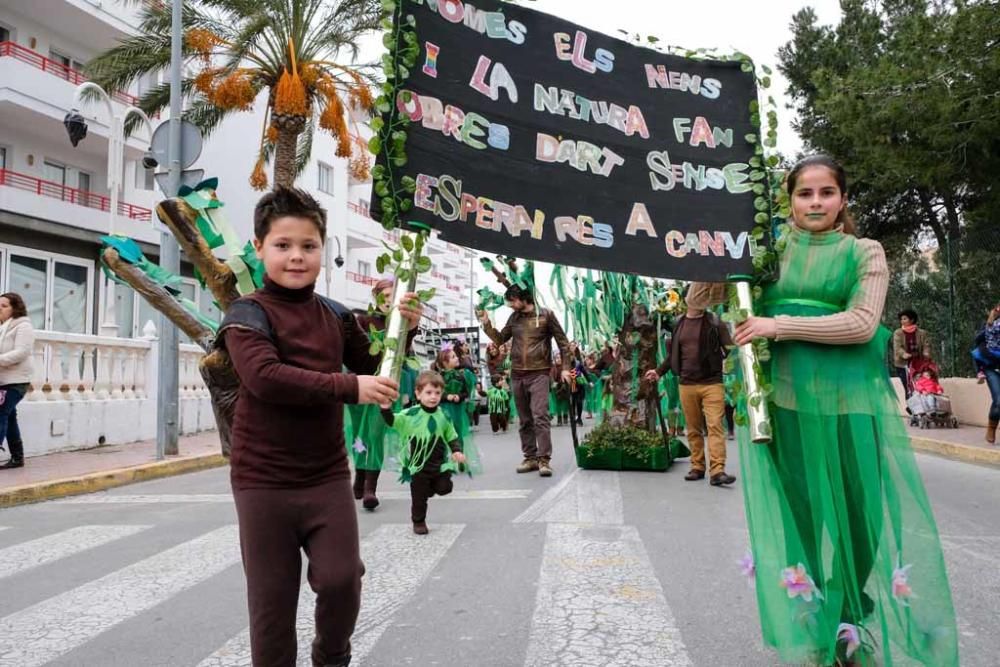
[645, 284, 736, 487]
[479, 285, 572, 477]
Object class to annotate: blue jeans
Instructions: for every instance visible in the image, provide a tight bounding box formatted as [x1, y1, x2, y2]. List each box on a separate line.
[984, 367, 1000, 422]
[0, 384, 25, 448]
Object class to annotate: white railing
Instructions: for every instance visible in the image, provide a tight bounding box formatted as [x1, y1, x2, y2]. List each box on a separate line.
[25, 330, 205, 402]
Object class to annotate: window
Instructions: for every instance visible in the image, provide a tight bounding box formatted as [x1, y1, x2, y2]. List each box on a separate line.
[1, 245, 94, 333]
[318, 162, 334, 195]
[357, 260, 371, 277]
[0, 26, 10, 43]
[0, 146, 7, 170]
[9, 255, 47, 329]
[43, 161, 66, 187]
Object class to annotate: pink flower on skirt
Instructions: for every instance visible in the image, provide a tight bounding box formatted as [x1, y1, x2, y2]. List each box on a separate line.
[892, 559, 914, 605]
[780, 563, 823, 602]
[352, 439, 367, 454]
[738, 551, 756, 587]
[837, 623, 861, 658]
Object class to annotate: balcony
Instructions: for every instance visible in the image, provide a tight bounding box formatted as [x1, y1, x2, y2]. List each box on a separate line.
[0, 41, 141, 107]
[0, 168, 152, 221]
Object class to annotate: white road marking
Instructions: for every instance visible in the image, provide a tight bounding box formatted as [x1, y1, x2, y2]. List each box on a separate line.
[197, 523, 464, 667]
[0, 525, 240, 667]
[524, 523, 692, 667]
[513, 469, 624, 525]
[55, 490, 530, 504]
[0, 525, 150, 580]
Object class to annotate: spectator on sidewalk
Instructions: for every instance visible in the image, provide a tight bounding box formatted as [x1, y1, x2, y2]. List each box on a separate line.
[0, 292, 34, 470]
[973, 302, 1000, 444]
[892, 309, 932, 398]
[644, 283, 736, 487]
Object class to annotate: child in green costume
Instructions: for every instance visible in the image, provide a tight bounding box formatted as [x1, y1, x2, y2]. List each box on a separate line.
[725, 156, 957, 666]
[487, 375, 511, 434]
[432, 347, 474, 447]
[382, 370, 467, 536]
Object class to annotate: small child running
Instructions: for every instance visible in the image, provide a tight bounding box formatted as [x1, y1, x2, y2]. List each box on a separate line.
[383, 370, 467, 535]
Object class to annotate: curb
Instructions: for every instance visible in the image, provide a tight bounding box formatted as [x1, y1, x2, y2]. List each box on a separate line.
[0, 453, 228, 509]
[910, 435, 1000, 468]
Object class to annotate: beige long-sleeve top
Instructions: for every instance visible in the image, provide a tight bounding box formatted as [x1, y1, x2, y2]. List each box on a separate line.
[0, 317, 35, 385]
[688, 235, 890, 346]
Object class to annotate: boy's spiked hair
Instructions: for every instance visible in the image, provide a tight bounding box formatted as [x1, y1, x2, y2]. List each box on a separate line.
[253, 186, 327, 241]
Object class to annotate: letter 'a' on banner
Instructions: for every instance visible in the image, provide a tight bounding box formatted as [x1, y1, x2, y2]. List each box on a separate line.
[371, 0, 766, 283]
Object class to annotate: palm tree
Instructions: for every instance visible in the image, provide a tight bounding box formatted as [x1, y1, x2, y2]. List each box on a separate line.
[87, 0, 380, 189]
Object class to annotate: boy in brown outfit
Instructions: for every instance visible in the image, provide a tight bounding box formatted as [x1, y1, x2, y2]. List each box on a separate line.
[219, 187, 422, 667]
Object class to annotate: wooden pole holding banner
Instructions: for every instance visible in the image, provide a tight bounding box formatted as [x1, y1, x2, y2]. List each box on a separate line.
[734, 281, 772, 444]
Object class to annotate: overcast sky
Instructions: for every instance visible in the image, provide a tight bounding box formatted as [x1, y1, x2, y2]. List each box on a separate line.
[360, 0, 846, 331]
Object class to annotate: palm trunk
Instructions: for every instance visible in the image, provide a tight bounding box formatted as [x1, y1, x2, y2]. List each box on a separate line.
[272, 112, 306, 188]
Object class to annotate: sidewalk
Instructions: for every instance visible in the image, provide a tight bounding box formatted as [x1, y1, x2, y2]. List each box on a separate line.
[0, 431, 226, 509]
[906, 422, 1000, 467]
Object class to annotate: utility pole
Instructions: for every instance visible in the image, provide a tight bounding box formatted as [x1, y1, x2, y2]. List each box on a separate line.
[156, 0, 182, 458]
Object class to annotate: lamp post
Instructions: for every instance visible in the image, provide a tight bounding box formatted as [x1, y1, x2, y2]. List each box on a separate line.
[65, 82, 153, 338]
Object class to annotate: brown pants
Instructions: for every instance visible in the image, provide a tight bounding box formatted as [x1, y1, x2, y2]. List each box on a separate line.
[233, 477, 363, 667]
[679, 383, 728, 476]
[490, 411, 509, 433]
[410, 469, 454, 522]
[512, 370, 553, 459]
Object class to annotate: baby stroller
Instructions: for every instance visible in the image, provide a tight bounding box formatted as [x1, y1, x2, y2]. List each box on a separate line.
[906, 360, 959, 429]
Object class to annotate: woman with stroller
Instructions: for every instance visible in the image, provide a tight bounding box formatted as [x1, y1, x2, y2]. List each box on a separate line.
[892, 309, 933, 399]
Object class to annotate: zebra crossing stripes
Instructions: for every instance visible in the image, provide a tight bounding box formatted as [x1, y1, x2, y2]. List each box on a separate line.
[0, 525, 241, 667]
[54, 490, 530, 504]
[197, 524, 464, 667]
[0, 525, 151, 580]
[524, 523, 693, 667]
[514, 469, 625, 525]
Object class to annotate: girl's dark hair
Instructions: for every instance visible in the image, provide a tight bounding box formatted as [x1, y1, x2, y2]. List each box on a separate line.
[433, 348, 454, 372]
[253, 186, 327, 241]
[0, 292, 28, 319]
[786, 154, 856, 235]
[898, 309, 919, 324]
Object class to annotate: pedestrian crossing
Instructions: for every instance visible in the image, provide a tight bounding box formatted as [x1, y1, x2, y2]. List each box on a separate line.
[0, 470, 699, 666]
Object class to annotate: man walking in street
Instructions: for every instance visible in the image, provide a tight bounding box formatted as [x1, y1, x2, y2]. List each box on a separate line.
[479, 285, 572, 477]
[645, 284, 736, 487]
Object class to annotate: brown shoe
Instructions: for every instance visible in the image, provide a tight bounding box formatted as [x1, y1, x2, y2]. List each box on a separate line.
[516, 457, 539, 473]
[352, 469, 365, 500]
[987, 420, 998, 445]
[362, 470, 380, 510]
[684, 469, 705, 481]
[710, 472, 737, 486]
[538, 457, 553, 477]
[413, 521, 428, 535]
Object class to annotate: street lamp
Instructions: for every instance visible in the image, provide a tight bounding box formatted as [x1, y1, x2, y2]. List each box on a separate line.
[65, 82, 153, 337]
[325, 235, 345, 297]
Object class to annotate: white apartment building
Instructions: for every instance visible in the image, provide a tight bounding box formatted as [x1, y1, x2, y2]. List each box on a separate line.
[0, 0, 477, 455]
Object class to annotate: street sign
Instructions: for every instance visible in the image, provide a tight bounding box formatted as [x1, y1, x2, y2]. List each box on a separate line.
[149, 119, 203, 169]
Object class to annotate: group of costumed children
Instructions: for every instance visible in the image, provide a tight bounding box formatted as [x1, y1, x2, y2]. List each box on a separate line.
[345, 281, 482, 533]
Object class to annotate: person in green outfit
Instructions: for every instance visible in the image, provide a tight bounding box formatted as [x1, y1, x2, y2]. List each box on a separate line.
[381, 370, 467, 535]
[347, 278, 417, 511]
[722, 155, 958, 666]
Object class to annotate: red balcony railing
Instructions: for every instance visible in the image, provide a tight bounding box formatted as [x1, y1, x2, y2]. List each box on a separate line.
[347, 201, 371, 218]
[0, 169, 152, 221]
[346, 271, 378, 286]
[0, 41, 142, 107]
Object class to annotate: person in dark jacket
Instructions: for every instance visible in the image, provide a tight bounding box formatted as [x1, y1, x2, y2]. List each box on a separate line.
[645, 284, 736, 486]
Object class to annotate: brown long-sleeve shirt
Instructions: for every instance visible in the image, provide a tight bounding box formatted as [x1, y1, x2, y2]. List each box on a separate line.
[223, 279, 379, 490]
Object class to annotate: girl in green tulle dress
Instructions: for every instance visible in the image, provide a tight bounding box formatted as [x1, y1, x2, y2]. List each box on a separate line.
[729, 156, 958, 666]
[432, 347, 475, 449]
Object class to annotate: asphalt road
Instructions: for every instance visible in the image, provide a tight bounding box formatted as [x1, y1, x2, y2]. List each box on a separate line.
[0, 422, 995, 666]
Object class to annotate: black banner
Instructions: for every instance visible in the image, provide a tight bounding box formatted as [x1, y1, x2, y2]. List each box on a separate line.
[373, 0, 760, 281]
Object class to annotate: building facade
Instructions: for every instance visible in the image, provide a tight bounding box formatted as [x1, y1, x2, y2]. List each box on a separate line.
[0, 0, 477, 454]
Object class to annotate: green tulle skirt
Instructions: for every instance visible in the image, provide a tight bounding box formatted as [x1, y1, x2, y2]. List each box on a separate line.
[549, 389, 570, 417]
[585, 377, 603, 415]
[438, 400, 482, 475]
[740, 303, 958, 666]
